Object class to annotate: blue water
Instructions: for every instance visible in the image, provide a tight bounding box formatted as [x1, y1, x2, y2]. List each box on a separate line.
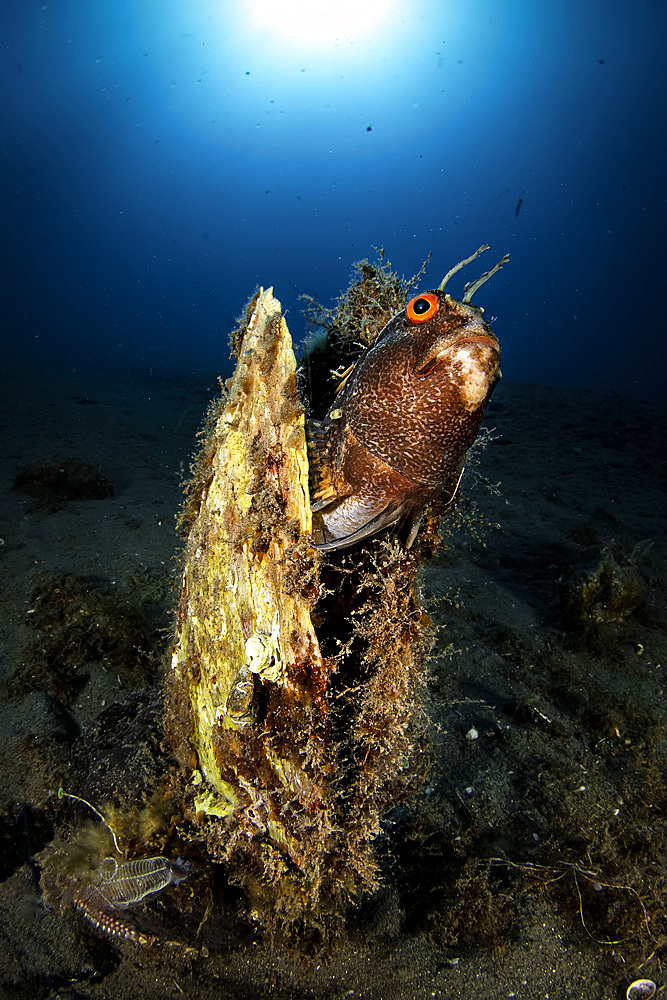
[2, 0, 665, 399]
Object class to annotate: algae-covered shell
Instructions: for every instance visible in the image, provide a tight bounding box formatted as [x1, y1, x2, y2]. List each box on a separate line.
[166, 285, 435, 940]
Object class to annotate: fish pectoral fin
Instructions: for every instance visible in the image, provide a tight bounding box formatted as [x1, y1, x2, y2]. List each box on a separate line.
[306, 419, 342, 508]
[311, 494, 336, 512]
[315, 498, 406, 552]
[332, 362, 355, 394]
[403, 508, 424, 548]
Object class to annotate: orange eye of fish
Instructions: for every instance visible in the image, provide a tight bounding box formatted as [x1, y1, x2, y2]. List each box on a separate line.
[406, 292, 439, 324]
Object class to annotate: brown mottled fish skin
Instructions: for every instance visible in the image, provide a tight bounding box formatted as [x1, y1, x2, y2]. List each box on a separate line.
[307, 289, 501, 551]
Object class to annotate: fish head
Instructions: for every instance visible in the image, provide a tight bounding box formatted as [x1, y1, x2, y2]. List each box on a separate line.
[341, 289, 501, 463]
[406, 291, 501, 411]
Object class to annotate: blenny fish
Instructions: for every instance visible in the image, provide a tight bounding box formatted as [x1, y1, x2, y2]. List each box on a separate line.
[308, 246, 507, 551]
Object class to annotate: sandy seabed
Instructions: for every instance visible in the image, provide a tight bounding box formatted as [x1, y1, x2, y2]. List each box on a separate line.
[0, 362, 665, 1000]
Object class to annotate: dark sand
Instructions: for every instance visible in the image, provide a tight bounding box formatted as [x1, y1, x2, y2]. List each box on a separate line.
[0, 364, 665, 1000]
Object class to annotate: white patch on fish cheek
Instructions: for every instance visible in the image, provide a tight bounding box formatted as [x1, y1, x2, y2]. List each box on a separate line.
[452, 349, 494, 411]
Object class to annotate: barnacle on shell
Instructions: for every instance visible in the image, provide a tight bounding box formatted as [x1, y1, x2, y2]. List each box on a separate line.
[244, 611, 285, 684]
[222, 663, 256, 726]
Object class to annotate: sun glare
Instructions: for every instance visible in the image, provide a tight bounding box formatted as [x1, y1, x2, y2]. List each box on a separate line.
[247, 0, 394, 48]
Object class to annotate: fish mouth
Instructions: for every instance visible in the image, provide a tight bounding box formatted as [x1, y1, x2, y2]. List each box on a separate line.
[413, 331, 500, 377]
[454, 334, 499, 350]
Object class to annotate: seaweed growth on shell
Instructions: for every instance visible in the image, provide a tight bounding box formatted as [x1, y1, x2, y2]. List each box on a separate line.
[298, 249, 429, 419]
[302, 247, 421, 350]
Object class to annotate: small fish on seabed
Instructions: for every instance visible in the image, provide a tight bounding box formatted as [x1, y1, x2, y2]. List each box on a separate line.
[307, 246, 507, 551]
